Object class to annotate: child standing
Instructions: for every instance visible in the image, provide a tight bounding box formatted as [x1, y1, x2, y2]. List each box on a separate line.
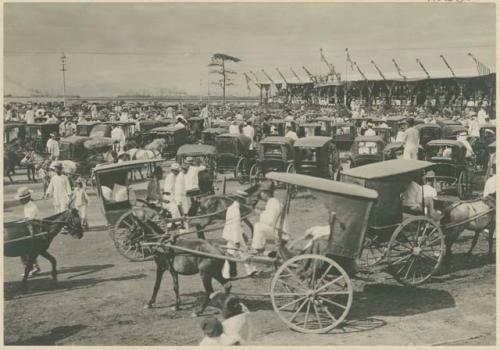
[73, 178, 90, 228]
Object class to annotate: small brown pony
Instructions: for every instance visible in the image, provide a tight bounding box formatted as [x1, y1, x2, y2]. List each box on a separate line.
[144, 185, 262, 316]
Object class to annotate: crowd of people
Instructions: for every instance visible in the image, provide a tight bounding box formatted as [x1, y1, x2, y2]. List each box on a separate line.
[5, 97, 496, 344]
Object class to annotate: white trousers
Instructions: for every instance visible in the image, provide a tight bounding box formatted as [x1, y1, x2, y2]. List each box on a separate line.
[251, 222, 275, 250]
[403, 146, 418, 160]
[77, 205, 87, 223]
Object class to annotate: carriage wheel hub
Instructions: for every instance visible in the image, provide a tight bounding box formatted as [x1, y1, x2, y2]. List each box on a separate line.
[412, 247, 422, 256]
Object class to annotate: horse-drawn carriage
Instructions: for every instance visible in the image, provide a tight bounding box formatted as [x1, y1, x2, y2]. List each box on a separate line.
[332, 122, 357, 151]
[75, 122, 99, 137]
[385, 116, 406, 138]
[473, 124, 496, 170]
[4, 121, 26, 144]
[103, 121, 136, 139]
[296, 122, 322, 138]
[176, 144, 217, 195]
[201, 127, 227, 145]
[25, 123, 59, 154]
[372, 126, 392, 144]
[144, 125, 189, 158]
[348, 136, 386, 168]
[341, 158, 495, 283]
[263, 119, 293, 137]
[249, 136, 296, 185]
[415, 123, 442, 146]
[93, 158, 254, 262]
[441, 124, 468, 140]
[293, 136, 340, 179]
[187, 117, 205, 141]
[214, 133, 255, 184]
[424, 140, 472, 199]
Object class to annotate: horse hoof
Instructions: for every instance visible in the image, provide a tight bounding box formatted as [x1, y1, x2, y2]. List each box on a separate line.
[170, 306, 180, 311]
[191, 312, 199, 318]
[144, 303, 153, 309]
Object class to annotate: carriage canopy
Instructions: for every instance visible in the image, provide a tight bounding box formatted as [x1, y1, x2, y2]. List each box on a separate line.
[294, 136, 331, 149]
[266, 172, 377, 259]
[93, 159, 165, 225]
[83, 137, 114, 150]
[177, 144, 217, 157]
[341, 159, 434, 228]
[215, 133, 252, 155]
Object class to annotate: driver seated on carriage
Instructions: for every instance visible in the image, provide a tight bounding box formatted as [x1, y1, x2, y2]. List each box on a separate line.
[249, 182, 290, 255]
[401, 170, 440, 220]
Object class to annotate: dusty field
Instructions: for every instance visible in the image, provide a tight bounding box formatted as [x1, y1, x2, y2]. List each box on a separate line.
[3, 173, 496, 346]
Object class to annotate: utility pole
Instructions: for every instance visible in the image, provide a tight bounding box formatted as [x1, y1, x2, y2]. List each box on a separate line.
[60, 53, 67, 107]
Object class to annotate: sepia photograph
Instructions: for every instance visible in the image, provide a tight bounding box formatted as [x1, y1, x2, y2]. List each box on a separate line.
[2, 1, 497, 346]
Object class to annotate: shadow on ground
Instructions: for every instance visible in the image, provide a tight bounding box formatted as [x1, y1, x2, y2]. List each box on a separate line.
[4, 273, 147, 301]
[6, 324, 87, 345]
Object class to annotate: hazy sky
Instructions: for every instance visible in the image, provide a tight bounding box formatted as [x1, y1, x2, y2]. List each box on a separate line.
[4, 3, 496, 97]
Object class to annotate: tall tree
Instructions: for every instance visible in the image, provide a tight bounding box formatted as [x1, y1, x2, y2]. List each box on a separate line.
[208, 53, 241, 106]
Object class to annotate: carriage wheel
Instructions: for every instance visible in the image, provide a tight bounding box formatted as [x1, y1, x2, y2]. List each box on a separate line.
[387, 216, 445, 286]
[111, 208, 165, 262]
[457, 171, 469, 199]
[249, 164, 262, 186]
[358, 236, 385, 269]
[235, 158, 247, 184]
[270, 254, 353, 334]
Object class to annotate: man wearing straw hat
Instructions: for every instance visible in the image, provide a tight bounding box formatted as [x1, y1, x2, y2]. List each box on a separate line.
[44, 162, 72, 214]
[15, 186, 41, 276]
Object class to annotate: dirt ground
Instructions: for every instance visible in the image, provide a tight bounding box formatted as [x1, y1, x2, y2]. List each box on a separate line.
[3, 172, 496, 346]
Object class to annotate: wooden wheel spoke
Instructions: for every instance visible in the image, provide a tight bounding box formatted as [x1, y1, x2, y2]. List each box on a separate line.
[321, 303, 338, 323]
[390, 242, 413, 252]
[276, 278, 307, 293]
[315, 275, 344, 294]
[403, 256, 416, 280]
[302, 300, 312, 327]
[421, 252, 438, 263]
[284, 266, 309, 291]
[317, 264, 333, 285]
[317, 295, 347, 310]
[289, 297, 309, 323]
[277, 295, 308, 311]
[391, 253, 413, 266]
[420, 227, 438, 246]
[310, 259, 318, 288]
[273, 292, 308, 297]
[398, 233, 415, 248]
[312, 302, 323, 329]
[317, 290, 350, 296]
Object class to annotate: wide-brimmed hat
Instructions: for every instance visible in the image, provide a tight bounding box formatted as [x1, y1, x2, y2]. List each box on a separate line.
[170, 163, 180, 171]
[49, 132, 56, 137]
[458, 131, 468, 137]
[184, 156, 194, 165]
[52, 162, 63, 170]
[15, 186, 33, 200]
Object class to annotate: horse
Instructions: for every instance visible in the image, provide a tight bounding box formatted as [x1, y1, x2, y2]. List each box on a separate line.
[4, 149, 19, 184]
[441, 195, 496, 268]
[4, 208, 84, 288]
[144, 138, 166, 156]
[3, 139, 26, 183]
[144, 184, 262, 315]
[20, 151, 45, 182]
